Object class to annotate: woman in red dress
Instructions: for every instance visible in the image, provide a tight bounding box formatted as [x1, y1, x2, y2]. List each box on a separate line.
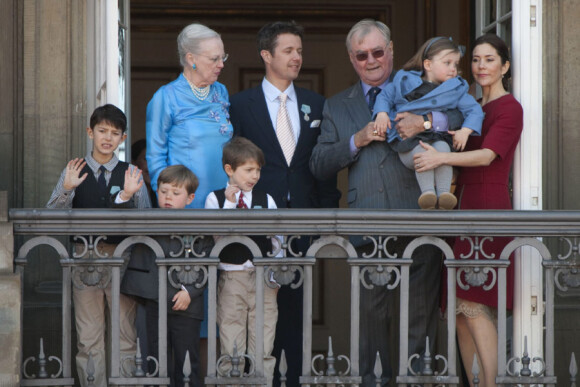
[413, 34, 523, 387]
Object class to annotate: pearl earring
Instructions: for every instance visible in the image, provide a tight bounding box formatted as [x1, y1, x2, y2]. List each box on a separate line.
[192, 64, 197, 70]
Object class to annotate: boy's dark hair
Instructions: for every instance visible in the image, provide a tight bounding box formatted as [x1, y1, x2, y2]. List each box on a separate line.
[157, 165, 199, 195]
[131, 139, 146, 163]
[257, 21, 303, 56]
[90, 104, 128, 133]
[403, 37, 462, 74]
[222, 137, 265, 170]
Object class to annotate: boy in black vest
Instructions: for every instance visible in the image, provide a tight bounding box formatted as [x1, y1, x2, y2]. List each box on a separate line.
[204, 137, 281, 386]
[47, 104, 151, 387]
[122, 165, 204, 387]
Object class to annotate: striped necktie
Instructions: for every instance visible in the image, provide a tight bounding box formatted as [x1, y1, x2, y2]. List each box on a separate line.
[276, 93, 296, 166]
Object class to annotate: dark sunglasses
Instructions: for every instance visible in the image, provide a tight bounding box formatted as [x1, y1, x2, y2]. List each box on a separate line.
[355, 49, 386, 62]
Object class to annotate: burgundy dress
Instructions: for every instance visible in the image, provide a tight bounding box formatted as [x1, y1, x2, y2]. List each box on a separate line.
[453, 94, 523, 310]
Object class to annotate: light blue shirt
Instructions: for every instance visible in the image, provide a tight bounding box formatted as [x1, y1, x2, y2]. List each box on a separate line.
[262, 78, 301, 143]
[146, 74, 233, 208]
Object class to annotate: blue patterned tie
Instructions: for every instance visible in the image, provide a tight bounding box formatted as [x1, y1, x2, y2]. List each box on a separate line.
[98, 165, 107, 193]
[368, 87, 381, 114]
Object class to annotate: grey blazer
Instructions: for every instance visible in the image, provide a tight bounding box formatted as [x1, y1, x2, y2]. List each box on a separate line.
[310, 82, 421, 210]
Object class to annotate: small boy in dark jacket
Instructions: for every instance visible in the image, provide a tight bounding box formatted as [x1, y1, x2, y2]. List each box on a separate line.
[122, 165, 204, 387]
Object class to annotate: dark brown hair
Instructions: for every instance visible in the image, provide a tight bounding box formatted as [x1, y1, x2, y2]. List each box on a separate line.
[157, 165, 199, 195]
[403, 37, 461, 74]
[90, 104, 127, 133]
[257, 21, 303, 55]
[473, 34, 511, 90]
[222, 137, 265, 170]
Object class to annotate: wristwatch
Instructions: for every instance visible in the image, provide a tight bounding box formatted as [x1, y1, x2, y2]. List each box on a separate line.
[422, 114, 432, 130]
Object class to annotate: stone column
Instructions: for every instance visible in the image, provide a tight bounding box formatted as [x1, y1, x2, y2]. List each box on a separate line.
[0, 191, 21, 386]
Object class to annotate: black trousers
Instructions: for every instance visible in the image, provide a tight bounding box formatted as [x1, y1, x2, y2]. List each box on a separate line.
[145, 300, 202, 387]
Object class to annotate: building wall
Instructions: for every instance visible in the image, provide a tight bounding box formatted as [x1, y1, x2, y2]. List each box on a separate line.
[21, 0, 87, 209]
[543, 0, 580, 381]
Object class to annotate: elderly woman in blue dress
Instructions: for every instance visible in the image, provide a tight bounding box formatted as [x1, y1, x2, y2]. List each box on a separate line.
[146, 23, 232, 209]
[145, 23, 232, 386]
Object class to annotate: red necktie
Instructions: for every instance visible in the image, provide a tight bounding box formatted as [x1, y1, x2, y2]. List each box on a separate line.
[237, 191, 248, 209]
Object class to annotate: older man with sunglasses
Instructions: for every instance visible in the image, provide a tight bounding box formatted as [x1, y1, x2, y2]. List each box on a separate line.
[310, 19, 463, 387]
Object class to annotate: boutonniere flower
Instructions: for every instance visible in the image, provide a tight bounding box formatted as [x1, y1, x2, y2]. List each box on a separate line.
[301, 104, 311, 122]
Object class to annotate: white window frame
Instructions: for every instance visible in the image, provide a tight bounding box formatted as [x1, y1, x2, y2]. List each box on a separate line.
[475, 0, 544, 374]
[86, 0, 131, 161]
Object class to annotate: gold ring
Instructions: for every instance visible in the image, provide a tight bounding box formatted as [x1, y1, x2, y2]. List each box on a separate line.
[373, 130, 378, 136]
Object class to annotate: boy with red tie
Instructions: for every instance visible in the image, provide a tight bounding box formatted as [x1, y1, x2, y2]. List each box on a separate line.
[204, 137, 281, 387]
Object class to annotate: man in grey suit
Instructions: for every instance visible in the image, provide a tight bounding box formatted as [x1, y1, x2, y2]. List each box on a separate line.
[310, 19, 454, 386]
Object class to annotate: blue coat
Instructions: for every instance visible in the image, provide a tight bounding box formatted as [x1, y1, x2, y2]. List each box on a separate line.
[374, 70, 484, 144]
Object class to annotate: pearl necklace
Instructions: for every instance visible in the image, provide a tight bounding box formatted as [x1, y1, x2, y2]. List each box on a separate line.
[184, 74, 210, 101]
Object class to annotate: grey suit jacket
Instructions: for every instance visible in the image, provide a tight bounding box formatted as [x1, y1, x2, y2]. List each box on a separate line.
[310, 82, 421, 210]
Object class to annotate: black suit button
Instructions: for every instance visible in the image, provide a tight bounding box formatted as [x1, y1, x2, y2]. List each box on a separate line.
[379, 188, 384, 193]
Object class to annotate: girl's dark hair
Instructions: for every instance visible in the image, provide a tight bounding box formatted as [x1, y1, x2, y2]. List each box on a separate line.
[403, 37, 461, 74]
[473, 34, 511, 90]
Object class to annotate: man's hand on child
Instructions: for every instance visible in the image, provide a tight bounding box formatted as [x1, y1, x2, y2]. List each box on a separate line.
[172, 289, 191, 311]
[224, 184, 240, 203]
[63, 158, 89, 191]
[121, 166, 144, 200]
[450, 127, 473, 151]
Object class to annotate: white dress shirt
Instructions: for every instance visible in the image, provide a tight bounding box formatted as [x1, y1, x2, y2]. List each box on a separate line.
[262, 78, 301, 143]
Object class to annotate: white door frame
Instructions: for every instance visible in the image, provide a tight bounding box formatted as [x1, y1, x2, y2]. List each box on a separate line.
[475, 0, 544, 372]
[86, 0, 131, 160]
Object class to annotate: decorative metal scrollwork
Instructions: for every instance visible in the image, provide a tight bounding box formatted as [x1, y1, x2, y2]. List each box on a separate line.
[457, 267, 497, 291]
[555, 267, 580, 292]
[72, 265, 111, 289]
[555, 237, 580, 292]
[168, 264, 207, 290]
[360, 265, 400, 290]
[22, 338, 63, 379]
[456, 236, 497, 291]
[506, 336, 546, 377]
[557, 237, 580, 261]
[458, 236, 496, 260]
[407, 337, 448, 377]
[216, 342, 255, 377]
[72, 235, 110, 258]
[266, 264, 304, 289]
[269, 235, 303, 258]
[311, 337, 351, 377]
[361, 235, 399, 258]
[168, 235, 211, 258]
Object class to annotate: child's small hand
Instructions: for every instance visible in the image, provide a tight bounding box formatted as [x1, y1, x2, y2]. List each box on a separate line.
[121, 166, 144, 200]
[63, 158, 89, 191]
[450, 127, 473, 151]
[224, 184, 240, 204]
[172, 289, 191, 311]
[374, 112, 391, 136]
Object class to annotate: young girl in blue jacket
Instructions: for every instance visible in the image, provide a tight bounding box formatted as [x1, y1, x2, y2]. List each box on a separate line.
[373, 37, 484, 210]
